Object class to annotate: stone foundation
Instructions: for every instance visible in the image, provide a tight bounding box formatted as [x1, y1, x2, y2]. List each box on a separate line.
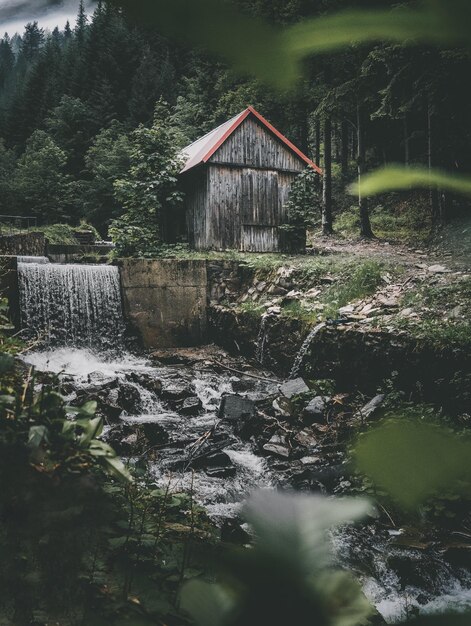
[0, 232, 45, 257]
[119, 259, 208, 349]
[208, 306, 471, 414]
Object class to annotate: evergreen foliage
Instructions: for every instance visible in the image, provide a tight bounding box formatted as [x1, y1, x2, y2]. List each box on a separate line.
[0, 0, 469, 238]
[109, 102, 184, 257]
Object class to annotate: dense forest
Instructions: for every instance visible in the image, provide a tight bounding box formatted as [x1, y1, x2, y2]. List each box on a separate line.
[1, 0, 470, 239]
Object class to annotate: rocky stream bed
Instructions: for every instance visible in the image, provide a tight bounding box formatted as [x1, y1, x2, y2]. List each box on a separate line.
[23, 345, 471, 624]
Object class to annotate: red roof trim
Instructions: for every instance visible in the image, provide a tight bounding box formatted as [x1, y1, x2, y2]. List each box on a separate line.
[202, 105, 322, 174]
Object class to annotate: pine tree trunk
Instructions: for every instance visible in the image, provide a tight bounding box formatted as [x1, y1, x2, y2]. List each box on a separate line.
[341, 119, 349, 178]
[403, 115, 410, 166]
[322, 117, 334, 235]
[427, 98, 441, 224]
[314, 119, 321, 167]
[357, 103, 374, 238]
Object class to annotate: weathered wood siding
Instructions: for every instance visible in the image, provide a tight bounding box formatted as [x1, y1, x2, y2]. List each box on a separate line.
[183, 115, 311, 251]
[209, 117, 305, 172]
[185, 165, 298, 251]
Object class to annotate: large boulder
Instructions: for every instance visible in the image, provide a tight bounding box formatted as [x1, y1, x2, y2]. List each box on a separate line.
[263, 433, 290, 458]
[354, 394, 385, 422]
[303, 396, 330, 424]
[143, 422, 169, 446]
[117, 383, 142, 415]
[219, 395, 256, 422]
[126, 372, 163, 395]
[279, 378, 309, 399]
[180, 396, 203, 416]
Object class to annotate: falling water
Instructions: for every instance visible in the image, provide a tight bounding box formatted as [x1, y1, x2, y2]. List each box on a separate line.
[255, 314, 269, 365]
[18, 262, 124, 351]
[289, 322, 326, 379]
[17, 255, 50, 264]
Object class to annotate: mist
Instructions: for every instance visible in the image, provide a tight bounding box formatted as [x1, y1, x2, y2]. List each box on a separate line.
[0, 0, 96, 35]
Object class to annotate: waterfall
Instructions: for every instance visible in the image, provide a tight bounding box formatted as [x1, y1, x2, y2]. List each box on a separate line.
[18, 262, 124, 351]
[17, 256, 50, 264]
[255, 314, 269, 365]
[289, 322, 326, 379]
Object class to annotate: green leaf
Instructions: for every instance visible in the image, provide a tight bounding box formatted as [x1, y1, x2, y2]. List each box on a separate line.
[285, 6, 448, 58]
[0, 353, 14, 375]
[28, 425, 49, 448]
[354, 419, 471, 508]
[77, 400, 98, 416]
[181, 580, 235, 626]
[243, 491, 373, 574]
[89, 439, 116, 457]
[77, 416, 103, 446]
[102, 455, 132, 483]
[349, 164, 471, 197]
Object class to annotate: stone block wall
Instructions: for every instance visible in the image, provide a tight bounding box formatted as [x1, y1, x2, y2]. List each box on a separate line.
[0, 256, 20, 328]
[0, 232, 46, 257]
[119, 259, 208, 348]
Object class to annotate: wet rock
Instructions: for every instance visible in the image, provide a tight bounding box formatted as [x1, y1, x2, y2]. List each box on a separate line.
[206, 466, 237, 478]
[231, 378, 256, 393]
[279, 378, 309, 399]
[205, 451, 233, 468]
[87, 370, 112, 385]
[303, 396, 329, 423]
[192, 450, 236, 478]
[143, 423, 169, 446]
[180, 396, 203, 416]
[355, 394, 385, 421]
[272, 396, 292, 419]
[263, 433, 290, 458]
[118, 383, 142, 415]
[221, 519, 250, 544]
[219, 395, 256, 422]
[105, 424, 140, 455]
[294, 428, 318, 448]
[126, 372, 162, 395]
[161, 383, 194, 402]
[300, 455, 321, 466]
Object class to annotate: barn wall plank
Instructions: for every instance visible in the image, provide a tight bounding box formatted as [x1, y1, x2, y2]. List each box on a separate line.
[209, 117, 306, 172]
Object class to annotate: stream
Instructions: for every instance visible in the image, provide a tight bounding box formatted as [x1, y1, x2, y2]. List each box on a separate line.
[22, 346, 471, 623]
[17, 258, 471, 623]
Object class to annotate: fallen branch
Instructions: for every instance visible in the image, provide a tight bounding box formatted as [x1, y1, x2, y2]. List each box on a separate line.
[210, 360, 278, 383]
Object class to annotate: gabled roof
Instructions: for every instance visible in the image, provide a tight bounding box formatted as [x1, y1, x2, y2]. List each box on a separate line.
[179, 105, 322, 175]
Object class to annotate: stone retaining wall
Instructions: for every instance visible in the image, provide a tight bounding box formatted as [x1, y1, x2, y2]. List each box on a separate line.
[0, 256, 20, 328]
[208, 306, 471, 414]
[119, 259, 208, 348]
[0, 232, 45, 257]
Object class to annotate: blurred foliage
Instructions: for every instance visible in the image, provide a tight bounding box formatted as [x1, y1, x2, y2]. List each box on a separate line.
[355, 418, 471, 509]
[182, 491, 374, 626]
[110, 0, 471, 90]
[108, 0, 471, 201]
[351, 165, 471, 198]
[0, 352, 217, 624]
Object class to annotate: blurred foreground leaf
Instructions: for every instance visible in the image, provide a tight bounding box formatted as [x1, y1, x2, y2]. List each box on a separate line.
[109, 0, 299, 89]
[108, 0, 471, 89]
[182, 491, 374, 626]
[350, 165, 471, 198]
[286, 1, 471, 58]
[355, 419, 471, 508]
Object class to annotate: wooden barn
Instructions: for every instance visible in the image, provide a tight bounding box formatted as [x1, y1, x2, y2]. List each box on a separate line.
[179, 106, 321, 252]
